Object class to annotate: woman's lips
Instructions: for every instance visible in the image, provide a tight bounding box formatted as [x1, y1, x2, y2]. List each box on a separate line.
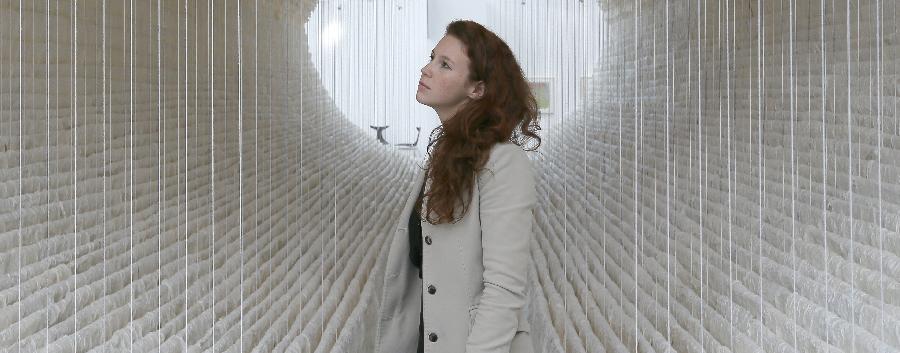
[418, 81, 430, 89]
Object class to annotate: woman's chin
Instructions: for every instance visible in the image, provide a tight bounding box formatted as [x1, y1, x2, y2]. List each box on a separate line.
[415, 95, 430, 107]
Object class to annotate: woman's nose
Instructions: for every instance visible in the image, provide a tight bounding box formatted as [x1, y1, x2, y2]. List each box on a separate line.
[420, 63, 430, 76]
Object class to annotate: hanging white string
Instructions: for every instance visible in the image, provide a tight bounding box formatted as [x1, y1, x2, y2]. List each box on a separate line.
[284, 9, 291, 345]
[156, 0, 164, 349]
[875, 0, 886, 344]
[618, 0, 625, 334]
[640, 0, 648, 347]
[297, 2, 305, 341]
[579, 4, 589, 347]
[17, 0, 23, 350]
[266, 0, 274, 342]
[372, 0, 377, 141]
[601, 0, 610, 338]
[663, 0, 672, 346]
[632, 0, 640, 350]
[331, 2, 339, 344]
[357, 0, 362, 137]
[788, 0, 798, 349]
[182, 0, 189, 349]
[386, 0, 391, 145]
[829, 0, 839, 346]
[208, 0, 217, 348]
[695, 0, 703, 349]
[3, 3, 6, 142]
[845, 0, 855, 350]
[317, 0, 325, 330]
[400, 0, 404, 144]
[73, 0, 79, 350]
[161, 1, 169, 347]
[560, 0, 568, 348]
[348, 0, 353, 128]
[253, 0, 260, 346]
[727, 0, 736, 349]
[720, 1, 734, 351]
[407, 0, 412, 146]
[805, 4, 814, 336]
[649, 0, 658, 341]
[223, 0, 230, 345]
[3, 0, 6, 139]
[238, 0, 246, 349]
[45, 0, 52, 351]
[685, 0, 695, 332]
[129, 0, 135, 350]
[819, 0, 830, 347]
[102, 0, 109, 348]
[756, 0, 765, 346]
[671, 3, 691, 344]
[191, 0, 199, 344]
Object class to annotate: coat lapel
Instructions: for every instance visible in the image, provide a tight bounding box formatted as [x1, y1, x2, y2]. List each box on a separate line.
[406, 164, 428, 221]
[381, 162, 428, 301]
[375, 164, 429, 353]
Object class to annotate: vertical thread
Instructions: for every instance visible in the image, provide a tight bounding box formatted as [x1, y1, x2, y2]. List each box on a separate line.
[73, 0, 79, 350]
[820, 0, 830, 347]
[665, 0, 672, 347]
[875, 0, 886, 343]
[209, 0, 216, 348]
[633, 0, 640, 351]
[238, 0, 245, 350]
[845, 0, 855, 350]
[182, 0, 189, 349]
[156, 0, 163, 350]
[45, 1, 52, 351]
[17, 0, 23, 350]
[129, 0, 135, 350]
[789, 0, 799, 350]
[101, 0, 109, 349]
[726, 0, 735, 350]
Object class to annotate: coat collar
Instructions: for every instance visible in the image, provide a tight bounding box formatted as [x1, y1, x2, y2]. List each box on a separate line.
[398, 162, 428, 229]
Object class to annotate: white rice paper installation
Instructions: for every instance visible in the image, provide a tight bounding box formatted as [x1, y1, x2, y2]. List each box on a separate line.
[0, 0, 898, 353]
[0, 0, 416, 352]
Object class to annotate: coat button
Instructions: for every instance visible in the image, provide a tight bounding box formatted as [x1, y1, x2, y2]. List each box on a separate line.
[428, 332, 438, 342]
[427, 284, 436, 294]
[424, 235, 432, 245]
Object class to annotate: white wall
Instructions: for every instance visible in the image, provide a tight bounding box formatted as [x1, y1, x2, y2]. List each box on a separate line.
[427, 0, 489, 43]
[308, 0, 434, 159]
[486, 0, 604, 133]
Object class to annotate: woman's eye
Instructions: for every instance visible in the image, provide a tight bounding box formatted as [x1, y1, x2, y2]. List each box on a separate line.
[427, 55, 449, 69]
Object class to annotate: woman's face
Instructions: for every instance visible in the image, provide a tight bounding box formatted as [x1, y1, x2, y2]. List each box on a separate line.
[416, 35, 484, 122]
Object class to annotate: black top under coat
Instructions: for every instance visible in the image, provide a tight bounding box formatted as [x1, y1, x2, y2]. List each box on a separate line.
[408, 181, 425, 279]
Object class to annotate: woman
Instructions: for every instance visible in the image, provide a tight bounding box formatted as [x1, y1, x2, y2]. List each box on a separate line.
[374, 20, 541, 353]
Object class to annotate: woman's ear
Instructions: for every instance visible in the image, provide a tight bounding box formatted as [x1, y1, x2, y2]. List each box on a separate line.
[468, 81, 486, 100]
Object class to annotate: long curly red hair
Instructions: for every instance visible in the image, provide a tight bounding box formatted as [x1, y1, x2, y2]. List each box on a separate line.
[415, 20, 541, 225]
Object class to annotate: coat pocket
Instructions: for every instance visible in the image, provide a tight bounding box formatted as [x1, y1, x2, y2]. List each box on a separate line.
[509, 330, 534, 353]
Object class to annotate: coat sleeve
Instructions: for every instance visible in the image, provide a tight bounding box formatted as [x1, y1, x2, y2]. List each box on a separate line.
[465, 144, 538, 353]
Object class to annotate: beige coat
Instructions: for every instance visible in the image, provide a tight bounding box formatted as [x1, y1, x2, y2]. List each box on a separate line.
[375, 142, 538, 353]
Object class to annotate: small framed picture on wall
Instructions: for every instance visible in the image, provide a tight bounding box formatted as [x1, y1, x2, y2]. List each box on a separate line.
[527, 77, 553, 115]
